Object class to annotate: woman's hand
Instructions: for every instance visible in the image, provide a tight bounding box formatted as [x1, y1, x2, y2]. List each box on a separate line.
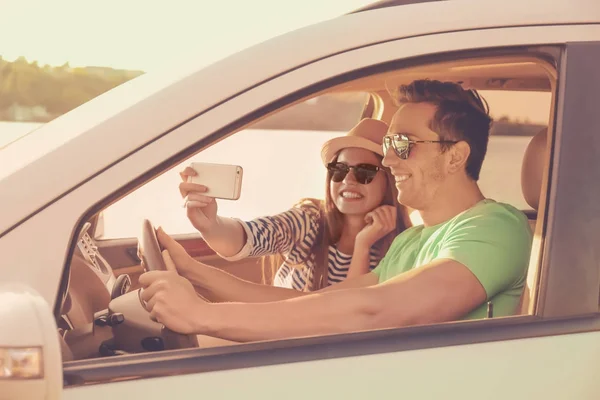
[355, 205, 397, 248]
[179, 167, 219, 233]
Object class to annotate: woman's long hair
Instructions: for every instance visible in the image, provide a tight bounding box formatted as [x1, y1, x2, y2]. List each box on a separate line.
[262, 154, 410, 290]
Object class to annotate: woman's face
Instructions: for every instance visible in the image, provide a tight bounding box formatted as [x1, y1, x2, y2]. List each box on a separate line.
[329, 148, 388, 217]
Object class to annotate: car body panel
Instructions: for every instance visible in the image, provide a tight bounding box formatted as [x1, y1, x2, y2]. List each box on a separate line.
[1, 1, 600, 398]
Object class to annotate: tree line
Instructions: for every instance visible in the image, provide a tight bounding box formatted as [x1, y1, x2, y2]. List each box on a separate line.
[0, 56, 144, 122]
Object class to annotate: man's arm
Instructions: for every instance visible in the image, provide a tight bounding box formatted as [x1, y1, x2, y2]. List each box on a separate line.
[195, 259, 486, 342]
[138, 266, 380, 335]
[189, 262, 379, 303]
[156, 226, 377, 303]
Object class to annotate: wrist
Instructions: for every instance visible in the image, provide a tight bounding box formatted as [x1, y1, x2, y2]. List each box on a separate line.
[192, 301, 224, 336]
[191, 297, 210, 334]
[184, 260, 209, 287]
[354, 236, 375, 251]
[197, 215, 221, 236]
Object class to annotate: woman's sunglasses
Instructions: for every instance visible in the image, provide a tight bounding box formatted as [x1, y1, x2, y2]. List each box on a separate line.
[326, 162, 381, 185]
[383, 134, 458, 160]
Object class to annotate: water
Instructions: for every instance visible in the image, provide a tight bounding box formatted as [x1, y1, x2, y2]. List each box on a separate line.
[1, 122, 532, 238]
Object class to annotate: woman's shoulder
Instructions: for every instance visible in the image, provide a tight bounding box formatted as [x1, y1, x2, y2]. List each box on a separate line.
[292, 198, 323, 216]
[286, 198, 324, 228]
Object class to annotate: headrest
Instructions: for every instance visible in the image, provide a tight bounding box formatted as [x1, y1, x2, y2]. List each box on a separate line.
[521, 128, 548, 210]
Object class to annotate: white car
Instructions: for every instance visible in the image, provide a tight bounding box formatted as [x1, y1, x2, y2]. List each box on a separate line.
[2, 0, 600, 398]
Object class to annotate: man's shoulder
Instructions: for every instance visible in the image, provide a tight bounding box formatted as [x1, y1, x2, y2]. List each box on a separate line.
[464, 199, 529, 224]
[388, 224, 424, 248]
[450, 199, 532, 239]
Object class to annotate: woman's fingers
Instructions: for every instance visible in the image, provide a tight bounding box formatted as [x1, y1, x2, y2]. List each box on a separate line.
[383, 206, 396, 229]
[179, 167, 198, 182]
[186, 193, 213, 203]
[184, 193, 215, 212]
[179, 182, 208, 198]
[372, 206, 396, 233]
[185, 200, 212, 211]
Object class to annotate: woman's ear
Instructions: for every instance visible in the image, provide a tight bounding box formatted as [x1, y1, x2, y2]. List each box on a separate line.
[447, 141, 470, 174]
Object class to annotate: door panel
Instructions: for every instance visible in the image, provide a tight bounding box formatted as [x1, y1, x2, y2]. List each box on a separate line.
[63, 330, 600, 399]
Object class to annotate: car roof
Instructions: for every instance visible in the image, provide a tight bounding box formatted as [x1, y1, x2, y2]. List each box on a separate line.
[350, 0, 446, 14]
[1, 0, 599, 236]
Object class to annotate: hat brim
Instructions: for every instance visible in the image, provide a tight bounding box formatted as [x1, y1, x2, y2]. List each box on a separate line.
[321, 136, 384, 165]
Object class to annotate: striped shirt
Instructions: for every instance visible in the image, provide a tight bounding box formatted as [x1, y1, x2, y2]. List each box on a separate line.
[220, 200, 381, 291]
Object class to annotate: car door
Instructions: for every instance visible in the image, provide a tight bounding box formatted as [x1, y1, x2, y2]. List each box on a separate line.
[51, 22, 600, 400]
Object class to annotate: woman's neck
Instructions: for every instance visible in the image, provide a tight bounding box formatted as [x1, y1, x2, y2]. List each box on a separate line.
[336, 214, 367, 254]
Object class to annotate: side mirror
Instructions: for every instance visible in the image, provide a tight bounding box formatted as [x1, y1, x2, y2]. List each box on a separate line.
[0, 284, 62, 399]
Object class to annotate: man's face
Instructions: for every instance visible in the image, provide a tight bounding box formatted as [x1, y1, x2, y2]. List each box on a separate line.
[382, 102, 451, 211]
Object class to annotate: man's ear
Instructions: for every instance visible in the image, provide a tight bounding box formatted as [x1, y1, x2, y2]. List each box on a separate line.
[447, 141, 470, 174]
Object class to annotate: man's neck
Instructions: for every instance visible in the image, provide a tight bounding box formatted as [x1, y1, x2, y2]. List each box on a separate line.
[419, 179, 485, 227]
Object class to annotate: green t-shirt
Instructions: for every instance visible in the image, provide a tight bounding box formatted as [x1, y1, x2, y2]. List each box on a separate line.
[373, 199, 533, 319]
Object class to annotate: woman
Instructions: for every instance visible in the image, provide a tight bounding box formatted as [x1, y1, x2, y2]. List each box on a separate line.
[177, 118, 410, 296]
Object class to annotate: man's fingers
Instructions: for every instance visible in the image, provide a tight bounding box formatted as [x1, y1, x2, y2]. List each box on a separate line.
[148, 307, 161, 323]
[162, 250, 177, 273]
[145, 290, 164, 312]
[139, 275, 174, 305]
[138, 270, 167, 290]
[156, 227, 179, 252]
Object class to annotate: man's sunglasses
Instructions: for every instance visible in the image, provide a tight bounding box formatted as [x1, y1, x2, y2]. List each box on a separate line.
[326, 162, 381, 185]
[383, 134, 458, 160]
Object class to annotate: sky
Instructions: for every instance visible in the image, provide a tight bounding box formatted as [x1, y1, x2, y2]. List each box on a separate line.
[0, 0, 374, 71]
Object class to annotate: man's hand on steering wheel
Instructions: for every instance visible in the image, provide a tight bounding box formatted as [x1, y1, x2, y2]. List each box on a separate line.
[137, 220, 206, 336]
[156, 227, 197, 277]
[139, 250, 206, 335]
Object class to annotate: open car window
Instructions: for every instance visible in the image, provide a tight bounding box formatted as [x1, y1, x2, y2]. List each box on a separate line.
[97, 93, 370, 239]
[97, 87, 550, 239]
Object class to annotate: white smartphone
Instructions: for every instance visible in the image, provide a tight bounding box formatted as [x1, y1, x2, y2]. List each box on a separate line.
[187, 162, 243, 200]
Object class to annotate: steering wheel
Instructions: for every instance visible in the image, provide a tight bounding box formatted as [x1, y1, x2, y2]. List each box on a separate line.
[115, 218, 199, 350]
[138, 219, 168, 272]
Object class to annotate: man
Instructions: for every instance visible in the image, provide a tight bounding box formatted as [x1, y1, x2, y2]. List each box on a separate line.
[139, 79, 533, 341]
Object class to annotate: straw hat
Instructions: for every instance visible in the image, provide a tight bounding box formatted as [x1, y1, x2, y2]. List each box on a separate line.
[320, 118, 389, 165]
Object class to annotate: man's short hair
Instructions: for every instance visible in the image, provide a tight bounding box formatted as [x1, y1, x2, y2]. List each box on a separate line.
[393, 79, 493, 180]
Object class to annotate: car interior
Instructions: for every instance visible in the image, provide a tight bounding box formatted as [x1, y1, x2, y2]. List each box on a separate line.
[57, 53, 556, 363]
